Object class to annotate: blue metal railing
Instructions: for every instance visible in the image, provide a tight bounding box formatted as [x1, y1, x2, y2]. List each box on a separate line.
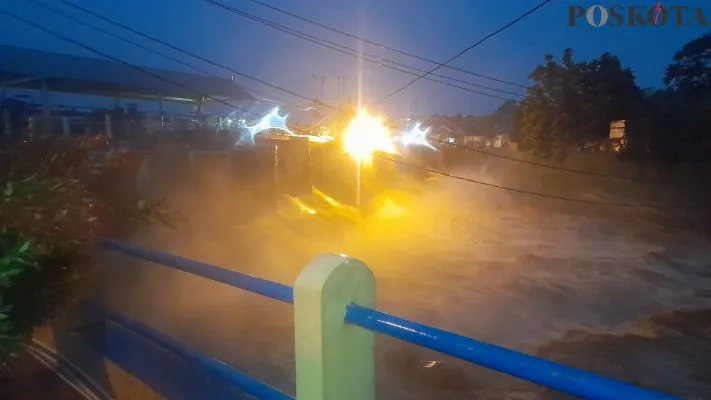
[85, 302, 293, 400]
[101, 239, 293, 304]
[345, 305, 673, 400]
[97, 238, 678, 400]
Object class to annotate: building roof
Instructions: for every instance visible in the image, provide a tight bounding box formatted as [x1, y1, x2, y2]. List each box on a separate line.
[0, 46, 254, 104]
[427, 120, 468, 138]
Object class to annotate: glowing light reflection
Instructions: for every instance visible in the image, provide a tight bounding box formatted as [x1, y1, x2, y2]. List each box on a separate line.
[235, 107, 294, 146]
[396, 122, 437, 151]
[287, 196, 317, 215]
[342, 110, 397, 161]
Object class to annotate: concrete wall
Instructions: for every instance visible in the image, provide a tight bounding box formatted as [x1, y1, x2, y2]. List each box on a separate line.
[34, 318, 166, 400]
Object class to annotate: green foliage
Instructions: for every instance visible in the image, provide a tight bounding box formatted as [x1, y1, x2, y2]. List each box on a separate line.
[0, 135, 175, 366]
[0, 234, 35, 364]
[515, 49, 644, 160]
[513, 31, 711, 162]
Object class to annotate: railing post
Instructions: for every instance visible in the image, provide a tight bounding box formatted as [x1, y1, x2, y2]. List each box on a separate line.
[62, 116, 71, 137]
[105, 114, 113, 138]
[2, 109, 11, 144]
[294, 254, 376, 400]
[28, 115, 36, 138]
[146, 114, 154, 135]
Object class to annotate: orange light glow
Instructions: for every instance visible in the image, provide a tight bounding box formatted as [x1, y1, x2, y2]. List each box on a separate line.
[342, 110, 397, 161]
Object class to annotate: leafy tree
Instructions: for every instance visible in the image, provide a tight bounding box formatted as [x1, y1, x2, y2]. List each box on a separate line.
[0, 135, 174, 367]
[515, 50, 577, 160]
[665, 31, 711, 91]
[656, 30, 711, 162]
[515, 49, 644, 160]
[487, 100, 519, 135]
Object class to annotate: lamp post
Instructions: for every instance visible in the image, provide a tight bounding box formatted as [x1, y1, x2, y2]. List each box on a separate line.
[356, 156, 363, 212]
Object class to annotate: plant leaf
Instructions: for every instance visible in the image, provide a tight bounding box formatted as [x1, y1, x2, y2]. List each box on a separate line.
[17, 240, 31, 254]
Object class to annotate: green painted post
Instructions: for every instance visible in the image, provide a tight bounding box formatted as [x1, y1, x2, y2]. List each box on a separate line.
[294, 254, 376, 400]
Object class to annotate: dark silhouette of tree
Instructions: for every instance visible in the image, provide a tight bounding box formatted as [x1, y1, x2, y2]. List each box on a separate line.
[654, 31, 711, 162]
[665, 31, 711, 91]
[491, 100, 518, 134]
[515, 49, 644, 160]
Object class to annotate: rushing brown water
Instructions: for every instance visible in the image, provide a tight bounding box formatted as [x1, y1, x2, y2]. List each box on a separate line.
[101, 156, 711, 399]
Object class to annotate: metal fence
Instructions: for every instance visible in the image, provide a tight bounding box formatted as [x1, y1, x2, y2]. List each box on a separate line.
[98, 238, 678, 400]
[0, 112, 235, 140]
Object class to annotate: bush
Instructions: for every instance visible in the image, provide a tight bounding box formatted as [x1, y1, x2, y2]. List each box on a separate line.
[0, 135, 174, 368]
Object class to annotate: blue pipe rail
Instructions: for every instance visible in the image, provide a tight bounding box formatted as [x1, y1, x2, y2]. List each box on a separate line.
[345, 304, 676, 400]
[99, 240, 679, 400]
[85, 302, 293, 400]
[101, 238, 293, 304]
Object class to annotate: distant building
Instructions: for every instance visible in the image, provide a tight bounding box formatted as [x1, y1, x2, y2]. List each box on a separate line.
[0, 45, 255, 140]
[423, 116, 515, 151]
[609, 120, 627, 152]
[428, 124, 456, 146]
[424, 117, 470, 147]
[464, 135, 485, 146]
[493, 133, 510, 148]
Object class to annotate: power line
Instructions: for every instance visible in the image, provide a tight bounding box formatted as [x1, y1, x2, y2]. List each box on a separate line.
[200, 0, 525, 100]
[28, 0, 307, 111]
[0, 8, 295, 128]
[211, 0, 523, 99]
[428, 138, 675, 184]
[57, 0, 517, 115]
[49, 0, 658, 189]
[373, 0, 552, 106]
[243, 0, 530, 89]
[5, 5, 318, 130]
[213, 0, 667, 186]
[203, 0, 519, 102]
[28, 0, 700, 192]
[23, 2, 676, 185]
[55, 0, 329, 109]
[27, 0, 219, 79]
[0, 11, 230, 108]
[3, 8, 699, 208]
[377, 154, 701, 208]
[27, 0, 301, 111]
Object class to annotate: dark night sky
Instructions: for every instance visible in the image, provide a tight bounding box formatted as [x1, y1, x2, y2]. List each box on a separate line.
[1, 0, 709, 117]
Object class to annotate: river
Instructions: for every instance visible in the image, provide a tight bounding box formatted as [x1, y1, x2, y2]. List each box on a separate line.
[102, 158, 711, 399]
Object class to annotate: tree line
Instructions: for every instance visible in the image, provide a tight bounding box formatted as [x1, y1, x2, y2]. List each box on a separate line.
[435, 30, 711, 164]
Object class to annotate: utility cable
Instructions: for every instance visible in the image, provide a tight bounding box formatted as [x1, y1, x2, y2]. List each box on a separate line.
[376, 154, 703, 208]
[0, 8, 297, 128]
[243, 0, 530, 89]
[427, 138, 674, 184]
[200, 0, 524, 100]
[22, 4, 682, 185]
[372, 0, 552, 105]
[55, 0, 329, 109]
[28, 0, 306, 111]
[4, 8, 699, 207]
[28, 0, 218, 78]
